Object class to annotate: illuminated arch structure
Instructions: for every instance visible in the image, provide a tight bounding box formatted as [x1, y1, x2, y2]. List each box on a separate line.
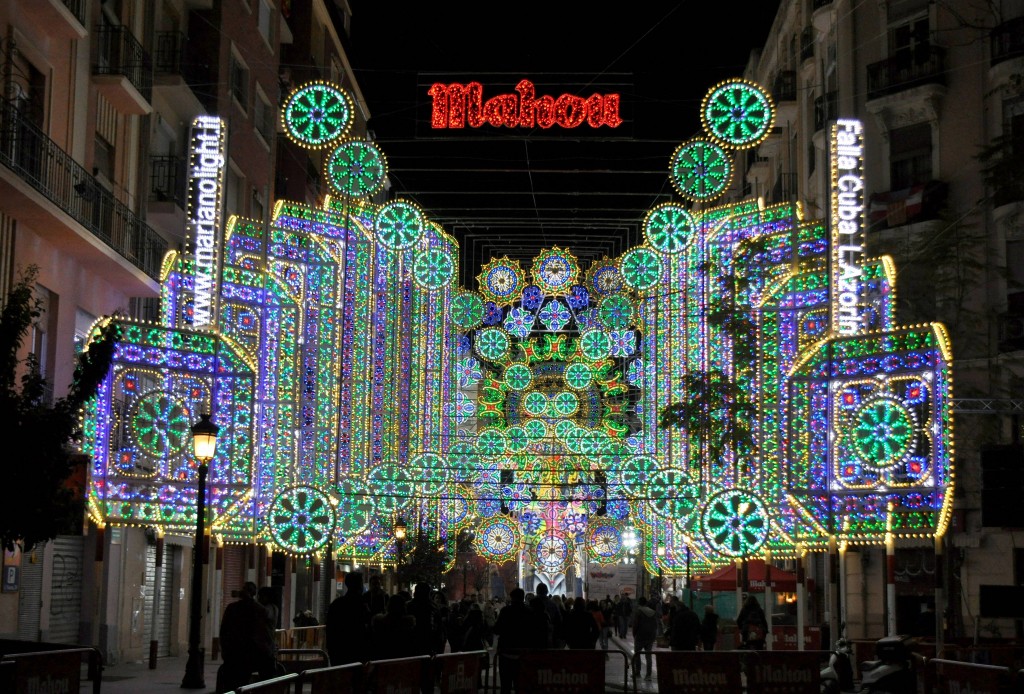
[83, 80, 953, 579]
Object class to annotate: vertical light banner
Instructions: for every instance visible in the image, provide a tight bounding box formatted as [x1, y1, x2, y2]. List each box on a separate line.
[187, 116, 227, 329]
[830, 119, 865, 335]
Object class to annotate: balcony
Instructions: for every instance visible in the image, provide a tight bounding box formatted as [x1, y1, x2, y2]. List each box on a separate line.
[867, 180, 947, 230]
[0, 98, 167, 282]
[991, 16, 1024, 67]
[93, 25, 152, 115]
[866, 46, 946, 101]
[153, 32, 205, 125]
[147, 155, 187, 237]
[772, 70, 798, 125]
[800, 27, 815, 62]
[20, 0, 86, 39]
[814, 91, 838, 132]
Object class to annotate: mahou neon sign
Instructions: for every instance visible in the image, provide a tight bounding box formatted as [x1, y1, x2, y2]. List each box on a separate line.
[429, 79, 622, 130]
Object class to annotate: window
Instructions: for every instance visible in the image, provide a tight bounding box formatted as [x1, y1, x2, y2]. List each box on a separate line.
[225, 164, 244, 218]
[254, 86, 273, 145]
[230, 53, 249, 110]
[31, 284, 58, 402]
[251, 186, 265, 223]
[74, 308, 97, 355]
[258, 0, 273, 45]
[94, 134, 115, 185]
[889, 123, 931, 190]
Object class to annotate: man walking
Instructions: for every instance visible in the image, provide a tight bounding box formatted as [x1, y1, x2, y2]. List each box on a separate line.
[630, 596, 658, 681]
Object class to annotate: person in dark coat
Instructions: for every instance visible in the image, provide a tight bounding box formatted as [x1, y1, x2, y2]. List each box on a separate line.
[564, 597, 600, 649]
[492, 588, 534, 694]
[458, 604, 489, 687]
[364, 574, 388, 617]
[535, 583, 564, 648]
[407, 583, 440, 694]
[370, 593, 416, 660]
[217, 581, 277, 694]
[737, 595, 768, 650]
[326, 572, 371, 665]
[700, 604, 720, 651]
[669, 601, 701, 650]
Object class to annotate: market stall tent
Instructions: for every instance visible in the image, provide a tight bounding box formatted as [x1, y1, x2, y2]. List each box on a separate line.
[691, 559, 798, 592]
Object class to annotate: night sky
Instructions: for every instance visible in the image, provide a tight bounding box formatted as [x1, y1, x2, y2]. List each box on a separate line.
[345, 2, 783, 281]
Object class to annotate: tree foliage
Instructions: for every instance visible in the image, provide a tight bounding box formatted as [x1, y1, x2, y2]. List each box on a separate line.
[0, 265, 119, 552]
[396, 526, 449, 589]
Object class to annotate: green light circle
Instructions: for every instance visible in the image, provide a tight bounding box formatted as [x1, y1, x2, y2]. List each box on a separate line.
[412, 247, 455, 291]
[670, 139, 733, 201]
[554, 419, 577, 440]
[523, 419, 547, 440]
[326, 140, 387, 197]
[130, 392, 191, 458]
[523, 390, 548, 417]
[579, 328, 612, 360]
[506, 426, 530, 452]
[269, 485, 335, 554]
[701, 79, 775, 149]
[564, 361, 593, 390]
[374, 200, 426, 250]
[474, 327, 509, 361]
[411, 451, 449, 495]
[451, 291, 485, 330]
[336, 478, 374, 537]
[644, 203, 696, 254]
[702, 488, 769, 558]
[368, 462, 413, 515]
[282, 82, 355, 149]
[477, 428, 507, 456]
[504, 363, 533, 391]
[619, 246, 663, 292]
[851, 397, 916, 469]
[550, 391, 579, 416]
[598, 294, 635, 329]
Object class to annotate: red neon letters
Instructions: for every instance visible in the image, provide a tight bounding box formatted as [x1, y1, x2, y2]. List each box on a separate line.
[429, 80, 622, 130]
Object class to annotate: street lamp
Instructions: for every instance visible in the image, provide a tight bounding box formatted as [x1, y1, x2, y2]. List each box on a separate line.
[394, 517, 407, 589]
[182, 414, 219, 689]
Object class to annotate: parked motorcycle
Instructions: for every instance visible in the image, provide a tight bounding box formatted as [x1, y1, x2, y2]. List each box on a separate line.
[858, 634, 920, 693]
[820, 638, 855, 694]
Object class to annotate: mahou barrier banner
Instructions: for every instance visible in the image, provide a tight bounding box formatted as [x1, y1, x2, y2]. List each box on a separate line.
[436, 651, 484, 694]
[746, 651, 821, 694]
[9, 650, 81, 694]
[928, 659, 1012, 694]
[771, 626, 822, 651]
[655, 652, 744, 693]
[368, 655, 428, 694]
[519, 649, 605, 693]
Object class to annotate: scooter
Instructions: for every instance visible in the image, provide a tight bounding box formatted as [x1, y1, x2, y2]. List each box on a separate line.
[857, 634, 920, 693]
[820, 638, 855, 693]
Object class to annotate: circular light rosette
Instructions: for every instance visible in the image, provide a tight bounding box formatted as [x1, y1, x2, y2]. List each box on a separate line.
[598, 294, 635, 330]
[850, 396, 917, 470]
[648, 469, 698, 519]
[478, 256, 525, 306]
[412, 247, 455, 291]
[474, 327, 510, 361]
[326, 140, 388, 197]
[504, 363, 533, 391]
[448, 441, 481, 483]
[368, 461, 413, 514]
[374, 200, 426, 250]
[579, 328, 612, 361]
[564, 361, 594, 390]
[701, 79, 776, 149]
[441, 486, 472, 530]
[644, 203, 697, 254]
[450, 291, 485, 330]
[531, 247, 580, 295]
[477, 428, 508, 456]
[587, 258, 624, 297]
[335, 478, 374, 538]
[670, 139, 733, 201]
[701, 488, 769, 558]
[269, 485, 335, 554]
[411, 451, 450, 495]
[281, 82, 355, 149]
[506, 425, 530, 453]
[475, 516, 522, 563]
[586, 521, 625, 564]
[523, 419, 547, 441]
[130, 391, 191, 458]
[619, 246, 663, 292]
[618, 455, 659, 495]
[523, 390, 549, 417]
[550, 391, 579, 417]
[533, 530, 572, 574]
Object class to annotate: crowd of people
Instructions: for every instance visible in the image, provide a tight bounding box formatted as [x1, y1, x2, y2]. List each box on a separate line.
[217, 573, 760, 693]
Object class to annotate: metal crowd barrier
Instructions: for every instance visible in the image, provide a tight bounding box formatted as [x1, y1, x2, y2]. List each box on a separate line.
[0, 645, 104, 694]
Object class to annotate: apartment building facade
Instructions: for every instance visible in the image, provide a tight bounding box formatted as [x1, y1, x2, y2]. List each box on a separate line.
[0, 0, 370, 664]
[735, 0, 1024, 638]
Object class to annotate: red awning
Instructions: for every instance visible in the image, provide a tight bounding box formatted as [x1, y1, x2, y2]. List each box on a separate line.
[691, 559, 797, 593]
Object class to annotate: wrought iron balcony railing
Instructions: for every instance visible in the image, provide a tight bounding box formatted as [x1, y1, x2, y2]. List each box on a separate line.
[149, 155, 187, 208]
[62, 0, 86, 25]
[991, 16, 1024, 67]
[154, 31, 206, 90]
[772, 70, 797, 102]
[0, 98, 167, 279]
[814, 91, 838, 132]
[866, 46, 946, 101]
[800, 27, 815, 62]
[94, 24, 152, 103]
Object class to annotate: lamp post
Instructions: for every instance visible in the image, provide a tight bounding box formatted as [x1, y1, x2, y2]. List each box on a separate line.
[394, 517, 407, 590]
[656, 544, 665, 599]
[182, 414, 219, 689]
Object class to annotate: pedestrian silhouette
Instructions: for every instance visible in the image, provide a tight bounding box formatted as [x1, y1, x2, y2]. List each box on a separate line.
[564, 596, 600, 648]
[325, 572, 370, 665]
[217, 581, 276, 694]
